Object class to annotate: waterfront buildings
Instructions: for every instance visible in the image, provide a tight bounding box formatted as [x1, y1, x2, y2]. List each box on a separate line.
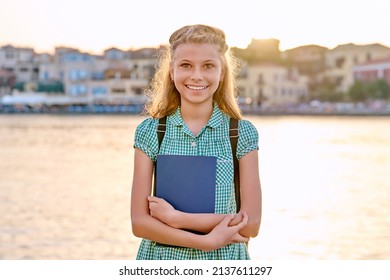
[283, 45, 328, 94]
[353, 58, 390, 85]
[235, 39, 309, 107]
[0, 69, 15, 96]
[38, 46, 158, 105]
[1, 40, 390, 110]
[0, 45, 39, 84]
[238, 63, 308, 108]
[322, 43, 390, 92]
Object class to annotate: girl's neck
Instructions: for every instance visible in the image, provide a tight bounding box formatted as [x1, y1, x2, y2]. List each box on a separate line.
[180, 102, 213, 135]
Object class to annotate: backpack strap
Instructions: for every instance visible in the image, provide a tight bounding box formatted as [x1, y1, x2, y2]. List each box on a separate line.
[157, 116, 167, 150]
[153, 116, 167, 196]
[229, 118, 240, 213]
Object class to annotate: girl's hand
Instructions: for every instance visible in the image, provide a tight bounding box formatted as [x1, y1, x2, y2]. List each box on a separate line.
[147, 196, 180, 227]
[203, 213, 249, 251]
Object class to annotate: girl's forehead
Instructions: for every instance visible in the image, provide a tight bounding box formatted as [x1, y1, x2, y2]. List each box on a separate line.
[173, 43, 221, 61]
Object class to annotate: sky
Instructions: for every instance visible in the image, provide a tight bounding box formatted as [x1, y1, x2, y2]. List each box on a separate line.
[1, 0, 390, 54]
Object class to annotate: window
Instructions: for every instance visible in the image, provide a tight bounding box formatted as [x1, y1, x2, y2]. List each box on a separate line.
[70, 84, 87, 95]
[132, 87, 143, 95]
[257, 74, 264, 84]
[112, 88, 126, 93]
[335, 57, 345, 68]
[92, 86, 108, 95]
[69, 70, 78, 81]
[5, 53, 14, 59]
[91, 72, 104, 80]
[79, 70, 88, 80]
[68, 69, 88, 81]
[79, 84, 86, 94]
[61, 53, 92, 63]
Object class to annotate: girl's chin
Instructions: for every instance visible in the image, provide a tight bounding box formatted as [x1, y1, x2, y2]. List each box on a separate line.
[181, 97, 213, 105]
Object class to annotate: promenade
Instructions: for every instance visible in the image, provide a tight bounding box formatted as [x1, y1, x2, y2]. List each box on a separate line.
[1, 101, 390, 116]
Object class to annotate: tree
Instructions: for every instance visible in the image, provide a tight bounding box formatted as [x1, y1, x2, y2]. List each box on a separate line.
[369, 79, 389, 100]
[311, 79, 344, 102]
[348, 79, 390, 102]
[348, 80, 367, 102]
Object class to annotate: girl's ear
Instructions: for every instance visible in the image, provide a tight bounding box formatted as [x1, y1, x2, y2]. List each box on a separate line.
[220, 63, 226, 82]
[170, 69, 174, 81]
[220, 69, 224, 82]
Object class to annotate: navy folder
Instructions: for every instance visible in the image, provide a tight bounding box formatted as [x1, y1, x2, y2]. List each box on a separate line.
[155, 155, 217, 213]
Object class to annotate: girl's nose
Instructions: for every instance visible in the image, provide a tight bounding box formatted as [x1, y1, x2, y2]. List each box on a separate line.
[191, 67, 203, 81]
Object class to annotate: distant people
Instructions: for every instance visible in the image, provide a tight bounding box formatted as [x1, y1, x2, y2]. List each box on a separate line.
[131, 24, 262, 260]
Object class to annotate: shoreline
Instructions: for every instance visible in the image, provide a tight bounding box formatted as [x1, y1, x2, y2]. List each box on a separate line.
[1, 103, 390, 117]
[1, 111, 390, 117]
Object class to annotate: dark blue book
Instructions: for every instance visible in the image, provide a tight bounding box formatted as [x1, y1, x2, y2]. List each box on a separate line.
[155, 155, 217, 213]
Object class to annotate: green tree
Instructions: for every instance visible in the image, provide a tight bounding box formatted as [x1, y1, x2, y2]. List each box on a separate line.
[348, 79, 390, 102]
[348, 80, 368, 102]
[311, 79, 344, 102]
[369, 79, 389, 99]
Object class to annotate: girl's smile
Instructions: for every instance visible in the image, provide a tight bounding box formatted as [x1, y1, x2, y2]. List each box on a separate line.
[186, 85, 209, 91]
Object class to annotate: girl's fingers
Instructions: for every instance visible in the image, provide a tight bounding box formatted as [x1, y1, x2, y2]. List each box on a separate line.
[147, 196, 161, 202]
[233, 213, 248, 230]
[221, 214, 235, 226]
[233, 234, 249, 243]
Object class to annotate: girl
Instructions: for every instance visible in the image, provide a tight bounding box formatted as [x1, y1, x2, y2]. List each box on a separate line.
[131, 24, 262, 260]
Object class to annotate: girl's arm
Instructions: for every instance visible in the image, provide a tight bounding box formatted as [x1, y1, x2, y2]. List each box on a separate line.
[148, 196, 244, 233]
[236, 149, 262, 238]
[131, 148, 249, 250]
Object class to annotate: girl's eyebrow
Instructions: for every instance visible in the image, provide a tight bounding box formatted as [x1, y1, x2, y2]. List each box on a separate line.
[176, 59, 217, 63]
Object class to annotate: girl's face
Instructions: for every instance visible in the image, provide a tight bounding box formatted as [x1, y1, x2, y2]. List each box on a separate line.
[171, 43, 224, 107]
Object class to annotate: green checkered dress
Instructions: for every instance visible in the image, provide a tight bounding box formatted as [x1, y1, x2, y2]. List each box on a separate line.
[133, 104, 259, 260]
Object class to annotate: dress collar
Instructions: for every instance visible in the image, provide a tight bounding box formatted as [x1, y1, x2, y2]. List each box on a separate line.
[169, 103, 224, 129]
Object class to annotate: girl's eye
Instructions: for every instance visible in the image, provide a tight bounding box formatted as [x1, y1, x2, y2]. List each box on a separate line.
[204, 64, 215, 69]
[180, 63, 191, 68]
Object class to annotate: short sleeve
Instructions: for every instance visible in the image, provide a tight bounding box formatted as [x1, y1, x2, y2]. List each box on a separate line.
[236, 119, 259, 160]
[133, 118, 159, 161]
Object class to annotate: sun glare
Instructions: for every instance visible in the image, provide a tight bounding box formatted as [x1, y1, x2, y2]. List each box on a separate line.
[1, 0, 390, 53]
